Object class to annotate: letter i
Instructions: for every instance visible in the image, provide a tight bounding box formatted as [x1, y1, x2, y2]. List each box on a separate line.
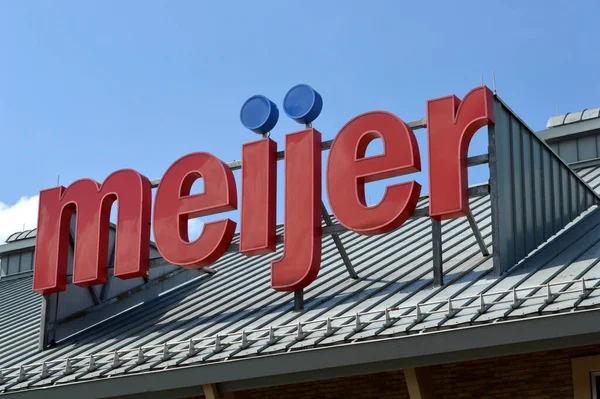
[239, 95, 279, 255]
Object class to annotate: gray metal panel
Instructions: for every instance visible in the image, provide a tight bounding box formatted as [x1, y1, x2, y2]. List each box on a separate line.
[539, 117, 600, 142]
[510, 115, 526, 262]
[561, 167, 570, 221]
[54, 285, 96, 321]
[544, 134, 600, 165]
[6, 255, 20, 276]
[521, 126, 535, 254]
[489, 96, 600, 276]
[490, 101, 514, 273]
[19, 252, 33, 273]
[531, 138, 545, 242]
[0, 239, 36, 257]
[577, 135, 598, 161]
[558, 140, 578, 163]
[553, 157, 563, 231]
[541, 147, 554, 241]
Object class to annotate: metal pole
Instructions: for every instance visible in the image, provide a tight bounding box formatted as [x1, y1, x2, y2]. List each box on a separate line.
[38, 293, 58, 350]
[321, 202, 358, 279]
[431, 219, 443, 287]
[294, 290, 304, 312]
[467, 211, 490, 256]
[149, 117, 429, 188]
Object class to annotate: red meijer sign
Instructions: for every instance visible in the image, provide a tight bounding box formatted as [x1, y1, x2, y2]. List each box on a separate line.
[32, 86, 494, 295]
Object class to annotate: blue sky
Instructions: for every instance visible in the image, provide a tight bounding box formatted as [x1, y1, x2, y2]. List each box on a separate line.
[1, 1, 600, 240]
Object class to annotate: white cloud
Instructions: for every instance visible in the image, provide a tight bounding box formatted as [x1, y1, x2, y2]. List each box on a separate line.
[0, 196, 39, 243]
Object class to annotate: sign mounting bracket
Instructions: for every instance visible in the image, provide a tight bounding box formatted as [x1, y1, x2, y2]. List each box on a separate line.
[321, 202, 358, 280]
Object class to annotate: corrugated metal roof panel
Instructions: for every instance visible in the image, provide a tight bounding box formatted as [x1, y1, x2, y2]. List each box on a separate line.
[0, 277, 41, 371]
[1, 166, 600, 393]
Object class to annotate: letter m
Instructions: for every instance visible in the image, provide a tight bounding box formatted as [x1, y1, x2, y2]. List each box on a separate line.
[33, 170, 152, 294]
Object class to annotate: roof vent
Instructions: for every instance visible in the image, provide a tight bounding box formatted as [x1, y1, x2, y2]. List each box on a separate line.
[6, 229, 37, 243]
[546, 107, 600, 128]
[0, 229, 37, 278]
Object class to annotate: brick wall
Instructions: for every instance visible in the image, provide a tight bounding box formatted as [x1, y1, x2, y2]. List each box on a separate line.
[193, 344, 600, 399]
[231, 370, 410, 399]
[429, 345, 599, 399]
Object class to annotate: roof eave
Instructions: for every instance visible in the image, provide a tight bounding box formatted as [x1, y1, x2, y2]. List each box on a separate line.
[0, 238, 36, 256]
[4, 307, 600, 399]
[537, 117, 600, 143]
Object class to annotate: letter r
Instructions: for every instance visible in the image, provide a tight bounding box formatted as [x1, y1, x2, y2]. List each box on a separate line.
[427, 86, 494, 220]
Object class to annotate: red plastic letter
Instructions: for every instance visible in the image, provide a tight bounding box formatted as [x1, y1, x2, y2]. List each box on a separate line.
[240, 138, 277, 256]
[33, 170, 152, 294]
[327, 111, 421, 235]
[427, 86, 494, 220]
[153, 152, 237, 267]
[271, 129, 321, 291]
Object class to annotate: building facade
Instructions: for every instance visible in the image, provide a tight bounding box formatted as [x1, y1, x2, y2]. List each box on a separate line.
[1, 88, 600, 398]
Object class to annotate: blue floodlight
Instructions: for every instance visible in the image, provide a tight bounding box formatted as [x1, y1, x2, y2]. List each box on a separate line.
[240, 95, 279, 135]
[283, 84, 323, 125]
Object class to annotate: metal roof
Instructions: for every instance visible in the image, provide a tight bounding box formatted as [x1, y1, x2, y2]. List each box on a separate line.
[1, 164, 600, 395]
[0, 276, 41, 372]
